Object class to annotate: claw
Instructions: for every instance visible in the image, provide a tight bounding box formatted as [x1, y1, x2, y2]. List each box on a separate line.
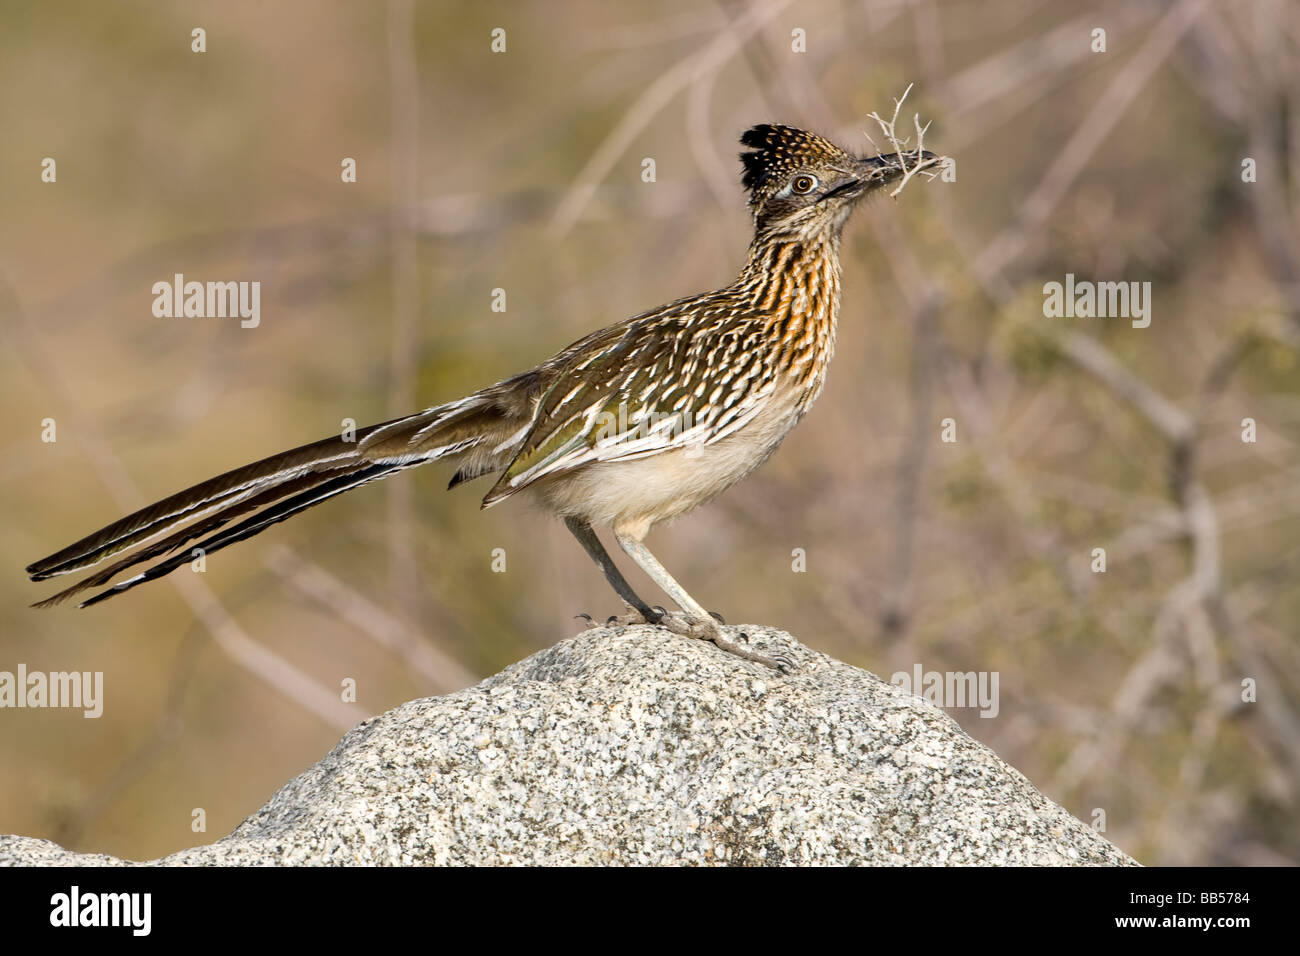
[647, 611, 793, 673]
[583, 605, 659, 628]
[709, 611, 727, 624]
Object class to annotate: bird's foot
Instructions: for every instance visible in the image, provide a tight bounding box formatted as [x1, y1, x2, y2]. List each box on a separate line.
[648, 607, 794, 673]
[575, 603, 652, 629]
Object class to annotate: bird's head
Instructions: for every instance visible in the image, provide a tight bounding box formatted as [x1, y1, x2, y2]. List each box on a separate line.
[739, 124, 935, 239]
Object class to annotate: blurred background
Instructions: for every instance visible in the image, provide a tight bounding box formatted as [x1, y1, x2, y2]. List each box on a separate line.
[2, 0, 1298, 865]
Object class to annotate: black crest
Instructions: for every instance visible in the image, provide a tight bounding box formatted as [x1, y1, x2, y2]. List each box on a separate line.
[739, 124, 847, 201]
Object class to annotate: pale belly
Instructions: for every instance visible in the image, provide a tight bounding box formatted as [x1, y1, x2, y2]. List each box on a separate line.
[530, 389, 807, 535]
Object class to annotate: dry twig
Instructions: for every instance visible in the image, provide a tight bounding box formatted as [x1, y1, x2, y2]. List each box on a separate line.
[865, 84, 947, 198]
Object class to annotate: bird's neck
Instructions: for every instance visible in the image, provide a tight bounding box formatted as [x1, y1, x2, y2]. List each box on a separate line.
[729, 230, 843, 413]
[736, 230, 842, 345]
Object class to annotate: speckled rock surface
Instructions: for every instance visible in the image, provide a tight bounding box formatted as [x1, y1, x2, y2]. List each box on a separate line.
[0, 624, 1136, 866]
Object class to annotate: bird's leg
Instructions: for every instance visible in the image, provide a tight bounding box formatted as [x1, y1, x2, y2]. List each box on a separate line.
[612, 526, 793, 672]
[564, 517, 658, 627]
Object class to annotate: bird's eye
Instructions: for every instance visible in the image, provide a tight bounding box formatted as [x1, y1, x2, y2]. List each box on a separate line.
[791, 174, 818, 195]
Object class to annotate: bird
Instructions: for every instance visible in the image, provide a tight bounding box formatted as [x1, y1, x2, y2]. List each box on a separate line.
[27, 124, 938, 672]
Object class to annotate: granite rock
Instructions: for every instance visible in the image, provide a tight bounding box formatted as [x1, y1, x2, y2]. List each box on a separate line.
[0, 624, 1136, 866]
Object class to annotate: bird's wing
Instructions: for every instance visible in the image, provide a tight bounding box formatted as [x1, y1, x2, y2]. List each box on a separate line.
[482, 303, 775, 507]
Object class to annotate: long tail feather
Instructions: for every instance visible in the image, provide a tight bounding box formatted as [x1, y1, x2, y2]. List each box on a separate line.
[28, 379, 538, 608]
[29, 468, 358, 608]
[25, 429, 390, 581]
[75, 462, 412, 608]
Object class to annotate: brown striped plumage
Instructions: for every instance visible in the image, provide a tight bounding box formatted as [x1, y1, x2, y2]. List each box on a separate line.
[27, 124, 936, 671]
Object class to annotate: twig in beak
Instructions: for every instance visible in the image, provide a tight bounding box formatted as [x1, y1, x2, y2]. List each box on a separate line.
[865, 83, 948, 198]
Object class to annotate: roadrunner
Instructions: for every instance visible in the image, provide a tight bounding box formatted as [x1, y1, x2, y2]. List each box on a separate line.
[28, 124, 936, 671]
